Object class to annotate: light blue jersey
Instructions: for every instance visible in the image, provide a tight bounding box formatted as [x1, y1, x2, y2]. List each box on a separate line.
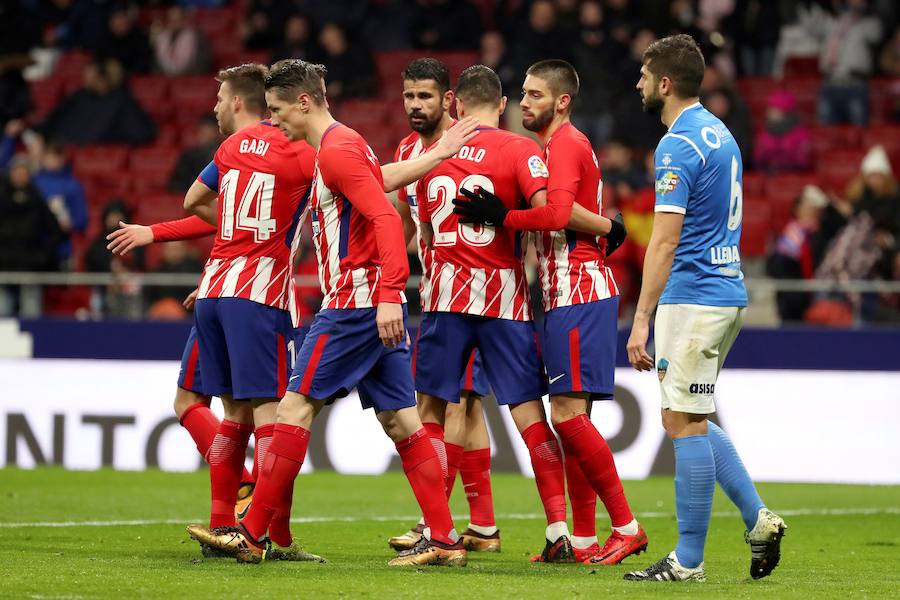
[654, 103, 748, 307]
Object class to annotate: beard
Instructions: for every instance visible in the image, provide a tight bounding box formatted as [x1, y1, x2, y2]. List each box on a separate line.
[522, 107, 553, 132]
[642, 92, 664, 115]
[408, 111, 441, 134]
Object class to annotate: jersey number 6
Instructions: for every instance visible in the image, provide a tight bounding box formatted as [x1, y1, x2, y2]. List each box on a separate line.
[427, 174, 497, 247]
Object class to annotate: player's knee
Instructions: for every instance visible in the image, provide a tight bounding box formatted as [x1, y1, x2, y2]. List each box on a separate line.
[173, 389, 209, 419]
[417, 393, 448, 425]
[276, 392, 316, 428]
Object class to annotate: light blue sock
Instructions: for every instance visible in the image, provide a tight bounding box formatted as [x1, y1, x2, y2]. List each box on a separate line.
[673, 434, 716, 569]
[708, 422, 766, 530]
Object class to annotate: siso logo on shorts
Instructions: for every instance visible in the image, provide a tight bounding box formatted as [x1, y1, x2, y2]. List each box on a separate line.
[689, 383, 715, 394]
[656, 358, 669, 382]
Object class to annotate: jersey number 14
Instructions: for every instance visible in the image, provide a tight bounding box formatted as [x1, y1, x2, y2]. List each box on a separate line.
[219, 169, 277, 243]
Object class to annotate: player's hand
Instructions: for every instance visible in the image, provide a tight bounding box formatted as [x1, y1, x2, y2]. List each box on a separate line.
[626, 317, 654, 372]
[183, 288, 199, 310]
[376, 301, 405, 348]
[433, 116, 479, 159]
[452, 187, 508, 226]
[605, 213, 627, 257]
[106, 221, 153, 255]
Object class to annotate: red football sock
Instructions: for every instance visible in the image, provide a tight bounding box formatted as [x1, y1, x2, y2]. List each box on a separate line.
[180, 403, 252, 483]
[241, 424, 310, 541]
[207, 420, 253, 529]
[396, 428, 456, 544]
[422, 421, 447, 479]
[444, 442, 464, 498]
[555, 414, 633, 528]
[520, 421, 567, 525]
[460, 448, 495, 528]
[564, 449, 597, 538]
[252, 424, 293, 546]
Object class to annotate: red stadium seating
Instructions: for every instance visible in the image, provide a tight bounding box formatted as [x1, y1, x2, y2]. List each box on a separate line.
[740, 203, 772, 257]
[811, 125, 863, 156]
[72, 146, 129, 179]
[374, 51, 422, 95]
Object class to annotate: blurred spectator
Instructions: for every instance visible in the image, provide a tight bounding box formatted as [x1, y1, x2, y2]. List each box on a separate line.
[84, 199, 143, 317]
[700, 65, 754, 163]
[145, 241, 203, 312]
[0, 155, 63, 273]
[729, 0, 781, 76]
[244, 0, 290, 50]
[411, 0, 482, 50]
[318, 23, 376, 100]
[846, 146, 900, 278]
[169, 116, 220, 193]
[571, 1, 627, 146]
[802, 0, 883, 125]
[151, 5, 209, 76]
[602, 141, 647, 201]
[604, 0, 640, 45]
[32, 140, 89, 268]
[878, 28, 900, 122]
[39, 0, 110, 50]
[611, 29, 667, 150]
[754, 89, 814, 172]
[767, 185, 829, 321]
[510, 0, 573, 75]
[0, 0, 36, 130]
[96, 4, 153, 74]
[480, 31, 517, 100]
[270, 14, 318, 63]
[41, 59, 156, 145]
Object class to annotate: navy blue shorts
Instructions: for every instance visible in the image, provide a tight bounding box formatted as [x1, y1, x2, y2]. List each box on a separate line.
[288, 306, 416, 413]
[414, 312, 546, 406]
[543, 297, 618, 400]
[194, 298, 293, 400]
[413, 331, 491, 398]
[177, 326, 205, 395]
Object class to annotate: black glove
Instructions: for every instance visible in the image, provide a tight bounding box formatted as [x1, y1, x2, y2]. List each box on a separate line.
[452, 187, 508, 226]
[605, 212, 627, 257]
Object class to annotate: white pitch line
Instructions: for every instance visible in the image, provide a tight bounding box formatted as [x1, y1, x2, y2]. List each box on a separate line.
[1, 506, 897, 529]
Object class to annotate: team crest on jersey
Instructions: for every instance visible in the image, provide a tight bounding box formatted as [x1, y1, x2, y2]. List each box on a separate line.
[657, 358, 669, 382]
[656, 171, 680, 195]
[528, 155, 549, 178]
[662, 153, 672, 166]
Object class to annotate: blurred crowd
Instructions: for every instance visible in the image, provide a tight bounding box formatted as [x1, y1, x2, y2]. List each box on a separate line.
[0, 0, 897, 324]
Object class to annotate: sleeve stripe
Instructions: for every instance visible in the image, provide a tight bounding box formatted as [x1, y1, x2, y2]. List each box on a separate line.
[663, 133, 706, 165]
[655, 204, 687, 214]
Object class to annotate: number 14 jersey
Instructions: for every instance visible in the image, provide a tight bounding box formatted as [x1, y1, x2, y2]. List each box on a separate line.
[416, 127, 548, 321]
[198, 122, 316, 313]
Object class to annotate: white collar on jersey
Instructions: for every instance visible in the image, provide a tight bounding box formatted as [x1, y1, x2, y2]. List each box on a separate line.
[668, 101, 703, 131]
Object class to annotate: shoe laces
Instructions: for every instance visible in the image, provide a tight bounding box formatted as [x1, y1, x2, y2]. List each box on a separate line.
[642, 555, 674, 576]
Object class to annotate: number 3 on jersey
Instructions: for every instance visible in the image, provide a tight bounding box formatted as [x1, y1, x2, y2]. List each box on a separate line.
[428, 174, 496, 247]
[219, 169, 277, 242]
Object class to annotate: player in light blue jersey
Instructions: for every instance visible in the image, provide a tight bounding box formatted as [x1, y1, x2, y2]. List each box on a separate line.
[623, 34, 786, 583]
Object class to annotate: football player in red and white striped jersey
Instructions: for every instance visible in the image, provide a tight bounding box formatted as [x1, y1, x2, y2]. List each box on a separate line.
[388, 58, 499, 553]
[455, 60, 647, 566]
[414, 64, 576, 563]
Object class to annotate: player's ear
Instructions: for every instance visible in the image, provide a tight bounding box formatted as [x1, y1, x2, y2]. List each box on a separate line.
[557, 93, 571, 114]
[442, 90, 454, 112]
[499, 96, 507, 116]
[454, 96, 464, 118]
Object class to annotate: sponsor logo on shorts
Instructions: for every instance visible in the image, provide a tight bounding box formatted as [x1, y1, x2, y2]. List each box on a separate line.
[689, 383, 715, 394]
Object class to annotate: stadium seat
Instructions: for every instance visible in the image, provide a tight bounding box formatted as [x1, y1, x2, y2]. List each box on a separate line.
[129, 75, 169, 109]
[789, 77, 821, 120]
[811, 125, 863, 156]
[135, 193, 190, 224]
[740, 203, 772, 257]
[868, 77, 899, 125]
[73, 146, 129, 179]
[782, 56, 820, 79]
[27, 78, 62, 121]
[741, 172, 765, 196]
[375, 51, 422, 94]
[42, 285, 92, 316]
[816, 148, 866, 182]
[861, 126, 900, 156]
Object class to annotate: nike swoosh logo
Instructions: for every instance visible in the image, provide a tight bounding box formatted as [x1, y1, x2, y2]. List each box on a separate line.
[549, 374, 565, 384]
[289, 375, 301, 381]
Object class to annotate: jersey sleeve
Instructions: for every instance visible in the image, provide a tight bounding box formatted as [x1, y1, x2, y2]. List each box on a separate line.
[546, 137, 583, 196]
[654, 135, 703, 215]
[150, 216, 217, 241]
[415, 178, 430, 222]
[318, 143, 409, 303]
[197, 160, 219, 191]
[503, 137, 579, 231]
[512, 138, 549, 203]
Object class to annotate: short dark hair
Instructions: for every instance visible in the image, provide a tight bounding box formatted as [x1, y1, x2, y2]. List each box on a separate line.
[264, 59, 328, 105]
[642, 34, 705, 99]
[526, 59, 579, 101]
[455, 65, 501, 108]
[402, 58, 450, 94]
[215, 63, 269, 116]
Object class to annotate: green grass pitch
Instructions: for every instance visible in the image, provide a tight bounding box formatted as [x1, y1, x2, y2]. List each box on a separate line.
[1, 468, 898, 599]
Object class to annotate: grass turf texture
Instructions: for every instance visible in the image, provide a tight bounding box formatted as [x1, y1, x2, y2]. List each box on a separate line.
[1, 469, 898, 599]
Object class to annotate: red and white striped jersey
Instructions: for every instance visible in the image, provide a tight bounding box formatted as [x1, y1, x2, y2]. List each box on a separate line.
[310, 123, 409, 310]
[537, 123, 618, 311]
[197, 123, 316, 325]
[416, 127, 548, 321]
[394, 130, 434, 309]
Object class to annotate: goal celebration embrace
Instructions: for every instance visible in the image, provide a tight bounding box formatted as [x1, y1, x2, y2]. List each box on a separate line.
[104, 33, 788, 581]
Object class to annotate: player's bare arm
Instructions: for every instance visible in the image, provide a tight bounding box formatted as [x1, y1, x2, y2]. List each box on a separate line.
[183, 178, 219, 225]
[380, 116, 479, 192]
[626, 212, 683, 371]
[396, 200, 417, 247]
